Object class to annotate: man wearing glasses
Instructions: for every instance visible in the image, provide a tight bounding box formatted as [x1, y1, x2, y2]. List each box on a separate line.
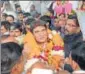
[64, 14, 83, 58]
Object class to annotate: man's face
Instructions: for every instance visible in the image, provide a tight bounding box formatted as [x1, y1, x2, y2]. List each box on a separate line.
[65, 1, 69, 4]
[54, 19, 60, 27]
[1, 26, 7, 35]
[1, 15, 6, 21]
[18, 13, 24, 21]
[65, 19, 79, 35]
[33, 26, 48, 43]
[9, 30, 15, 37]
[30, 5, 35, 11]
[58, 20, 66, 28]
[17, 7, 22, 12]
[14, 29, 21, 37]
[57, 1, 61, 5]
[59, 14, 65, 20]
[6, 17, 14, 24]
[9, 29, 21, 37]
[82, 2, 85, 9]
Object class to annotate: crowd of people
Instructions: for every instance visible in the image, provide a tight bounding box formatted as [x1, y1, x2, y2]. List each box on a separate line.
[1, 1, 85, 74]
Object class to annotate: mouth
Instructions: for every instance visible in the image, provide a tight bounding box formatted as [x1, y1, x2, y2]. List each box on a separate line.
[39, 37, 45, 40]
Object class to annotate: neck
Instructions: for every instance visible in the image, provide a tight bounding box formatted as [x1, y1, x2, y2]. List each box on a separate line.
[75, 28, 81, 34]
[38, 41, 47, 50]
[75, 66, 81, 71]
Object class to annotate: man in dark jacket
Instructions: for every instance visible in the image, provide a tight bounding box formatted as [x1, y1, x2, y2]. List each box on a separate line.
[64, 15, 83, 58]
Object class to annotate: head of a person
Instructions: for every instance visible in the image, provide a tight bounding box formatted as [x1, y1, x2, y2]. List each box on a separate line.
[0, 35, 9, 43]
[6, 15, 14, 24]
[64, 0, 69, 4]
[65, 14, 80, 35]
[23, 12, 31, 19]
[1, 13, 8, 21]
[25, 18, 35, 32]
[30, 20, 48, 43]
[40, 15, 51, 28]
[9, 25, 22, 37]
[26, 59, 54, 74]
[81, 1, 85, 10]
[15, 5, 22, 12]
[1, 1, 4, 7]
[59, 13, 66, 20]
[71, 41, 85, 70]
[54, 17, 60, 28]
[83, 1, 85, 5]
[48, 9, 54, 17]
[58, 19, 66, 28]
[1, 42, 21, 74]
[56, 1, 62, 5]
[1, 21, 11, 35]
[30, 5, 35, 11]
[17, 12, 24, 21]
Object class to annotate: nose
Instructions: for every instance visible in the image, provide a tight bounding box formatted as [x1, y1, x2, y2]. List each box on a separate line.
[39, 32, 44, 37]
[65, 24, 69, 30]
[38, 30, 44, 35]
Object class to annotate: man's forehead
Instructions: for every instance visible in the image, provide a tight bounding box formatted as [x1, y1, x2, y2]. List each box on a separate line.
[30, 20, 46, 29]
[33, 26, 46, 31]
[67, 19, 76, 24]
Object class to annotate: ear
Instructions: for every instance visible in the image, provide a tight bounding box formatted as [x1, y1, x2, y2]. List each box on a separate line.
[72, 60, 80, 70]
[76, 27, 81, 33]
[46, 22, 49, 28]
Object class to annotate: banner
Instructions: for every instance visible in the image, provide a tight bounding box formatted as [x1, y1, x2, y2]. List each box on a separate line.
[76, 10, 85, 40]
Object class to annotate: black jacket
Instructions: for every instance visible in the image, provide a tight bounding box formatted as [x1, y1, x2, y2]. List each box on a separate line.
[64, 32, 83, 57]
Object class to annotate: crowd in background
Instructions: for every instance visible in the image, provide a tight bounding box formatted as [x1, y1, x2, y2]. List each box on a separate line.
[1, 1, 85, 74]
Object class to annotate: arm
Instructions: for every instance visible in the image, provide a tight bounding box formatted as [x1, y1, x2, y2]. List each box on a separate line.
[11, 56, 25, 74]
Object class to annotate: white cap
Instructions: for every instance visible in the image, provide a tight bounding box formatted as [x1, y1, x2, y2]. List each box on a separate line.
[24, 58, 39, 71]
[32, 68, 54, 74]
[51, 50, 65, 57]
[73, 70, 85, 74]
